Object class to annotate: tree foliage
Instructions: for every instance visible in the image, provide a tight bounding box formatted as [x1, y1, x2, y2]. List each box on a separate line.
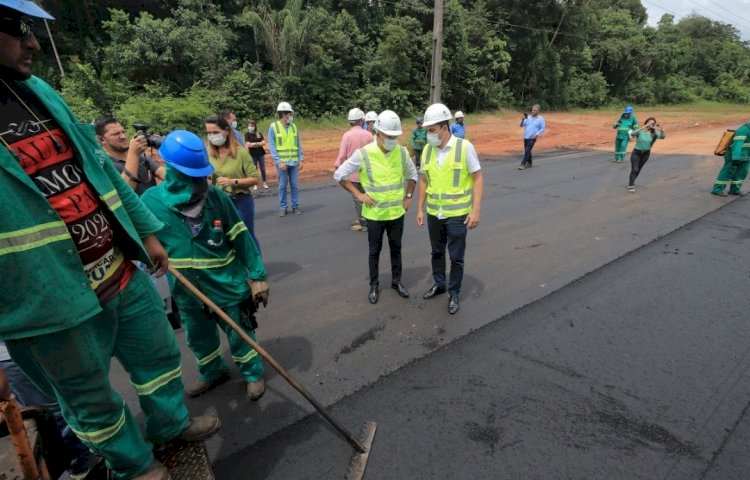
[30, 0, 750, 131]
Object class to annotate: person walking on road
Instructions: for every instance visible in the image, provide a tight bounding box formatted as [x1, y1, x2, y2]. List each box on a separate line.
[205, 114, 261, 252]
[245, 119, 269, 191]
[627, 117, 665, 192]
[335, 107, 375, 232]
[418, 103, 484, 315]
[410, 116, 427, 168]
[711, 121, 750, 197]
[450, 111, 466, 139]
[334, 111, 418, 304]
[518, 104, 545, 170]
[612, 106, 638, 163]
[141, 131, 270, 402]
[269, 101, 303, 216]
[0, 4, 219, 479]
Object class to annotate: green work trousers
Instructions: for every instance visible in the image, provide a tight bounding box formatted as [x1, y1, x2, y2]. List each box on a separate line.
[712, 158, 750, 194]
[614, 135, 630, 162]
[6, 269, 189, 480]
[177, 296, 264, 383]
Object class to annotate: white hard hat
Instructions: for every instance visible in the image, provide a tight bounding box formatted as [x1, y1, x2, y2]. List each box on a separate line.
[422, 103, 453, 127]
[375, 110, 402, 136]
[454, 111, 464, 118]
[276, 101, 294, 113]
[347, 108, 365, 121]
[364, 111, 378, 122]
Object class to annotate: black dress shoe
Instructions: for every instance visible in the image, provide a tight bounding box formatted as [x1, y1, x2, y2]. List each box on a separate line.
[423, 284, 446, 299]
[391, 282, 409, 298]
[368, 286, 379, 304]
[448, 295, 460, 314]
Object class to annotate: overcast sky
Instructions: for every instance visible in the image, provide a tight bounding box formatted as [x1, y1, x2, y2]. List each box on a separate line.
[643, 0, 750, 40]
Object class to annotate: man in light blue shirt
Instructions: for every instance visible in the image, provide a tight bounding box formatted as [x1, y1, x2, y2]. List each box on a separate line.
[450, 110, 466, 138]
[519, 104, 545, 170]
[269, 101, 304, 215]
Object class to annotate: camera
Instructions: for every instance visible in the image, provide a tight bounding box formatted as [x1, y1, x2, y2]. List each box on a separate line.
[133, 122, 163, 149]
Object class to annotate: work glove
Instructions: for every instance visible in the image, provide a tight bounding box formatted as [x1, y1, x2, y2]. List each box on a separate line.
[249, 280, 270, 307]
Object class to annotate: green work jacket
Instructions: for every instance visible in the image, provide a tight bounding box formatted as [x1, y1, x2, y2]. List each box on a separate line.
[613, 115, 638, 138]
[141, 186, 266, 309]
[727, 123, 750, 162]
[0, 76, 163, 340]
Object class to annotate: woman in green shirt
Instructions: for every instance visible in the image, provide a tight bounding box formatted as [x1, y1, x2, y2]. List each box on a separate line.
[627, 117, 665, 192]
[205, 115, 261, 251]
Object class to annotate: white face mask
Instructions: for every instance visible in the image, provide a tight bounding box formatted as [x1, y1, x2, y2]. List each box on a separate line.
[231, 120, 238, 129]
[427, 132, 441, 147]
[383, 138, 398, 151]
[208, 133, 226, 147]
[248, 126, 255, 133]
[287, 115, 294, 124]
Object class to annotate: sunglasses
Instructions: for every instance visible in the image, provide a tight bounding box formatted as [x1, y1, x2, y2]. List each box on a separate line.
[0, 17, 34, 39]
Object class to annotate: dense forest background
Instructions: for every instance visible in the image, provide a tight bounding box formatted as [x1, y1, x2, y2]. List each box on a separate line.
[31, 0, 750, 130]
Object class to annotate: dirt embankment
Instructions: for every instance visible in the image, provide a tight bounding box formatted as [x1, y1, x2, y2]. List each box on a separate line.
[266, 108, 748, 182]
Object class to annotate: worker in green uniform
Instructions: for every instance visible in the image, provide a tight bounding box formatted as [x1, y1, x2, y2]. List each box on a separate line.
[612, 106, 638, 163]
[711, 122, 750, 196]
[141, 131, 270, 401]
[0, 3, 220, 480]
[409, 117, 427, 168]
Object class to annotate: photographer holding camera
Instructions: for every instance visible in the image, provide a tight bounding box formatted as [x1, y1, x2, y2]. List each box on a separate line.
[95, 117, 164, 195]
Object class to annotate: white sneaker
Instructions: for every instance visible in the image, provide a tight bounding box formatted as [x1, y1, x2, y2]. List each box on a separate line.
[253, 185, 258, 191]
[263, 182, 269, 189]
[627, 186, 635, 193]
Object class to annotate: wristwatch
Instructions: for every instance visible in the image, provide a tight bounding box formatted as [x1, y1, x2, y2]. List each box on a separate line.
[406, 193, 413, 198]
[234, 179, 239, 186]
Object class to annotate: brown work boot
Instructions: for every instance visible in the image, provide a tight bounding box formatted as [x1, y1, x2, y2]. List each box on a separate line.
[178, 415, 222, 442]
[246, 379, 266, 401]
[185, 371, 230, 398]
[133, 460, 171, 480]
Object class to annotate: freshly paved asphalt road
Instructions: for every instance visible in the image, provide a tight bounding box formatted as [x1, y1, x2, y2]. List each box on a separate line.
[110, 148, 749, 479]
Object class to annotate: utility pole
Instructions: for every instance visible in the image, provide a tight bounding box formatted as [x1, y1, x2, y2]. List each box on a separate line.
[429, 0, 443, 104]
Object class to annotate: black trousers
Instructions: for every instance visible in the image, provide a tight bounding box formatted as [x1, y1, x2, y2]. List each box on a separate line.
[366, 215, 404, 286]
[629, 149, 651, 186]
[427, 214, 468, 295]
[522, 138, 536, 166]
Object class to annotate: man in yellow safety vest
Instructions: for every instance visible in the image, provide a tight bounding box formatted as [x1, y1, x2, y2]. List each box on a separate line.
[417, 103, 484, 315]
[269, 101, 303, 216]
[334, 110, 418, 304]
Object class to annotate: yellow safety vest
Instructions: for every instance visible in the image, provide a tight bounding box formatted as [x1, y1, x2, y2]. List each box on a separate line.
[421, 138, 473, 218]
[357, 143, 409, 221]
[272, 121, 299, 163]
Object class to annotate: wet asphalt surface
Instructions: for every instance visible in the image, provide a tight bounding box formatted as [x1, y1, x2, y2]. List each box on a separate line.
[110, 148, 750, 479]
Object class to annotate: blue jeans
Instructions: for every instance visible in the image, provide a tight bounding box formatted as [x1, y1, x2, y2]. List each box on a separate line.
[522, 138, 536, 166]
[0, 357, 97, 475]
[230, 193, 261, 254]
[251, 154, 267, 182]
[427, 214, 468, 295]
[276, 163, 300, 210]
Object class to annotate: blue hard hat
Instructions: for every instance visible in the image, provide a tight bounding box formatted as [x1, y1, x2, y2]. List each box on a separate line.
[416, 117, 424, 123]
[624, 106, 633, 114]
[158, 130, 213, 177]
[0, 0, 54, 19]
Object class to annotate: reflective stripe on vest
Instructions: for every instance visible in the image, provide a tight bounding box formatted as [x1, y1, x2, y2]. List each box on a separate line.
[273, 121, 299, 163]
[0, 221, 69, 256]
[358, 144, 408, 220]
[170, 250, 237, 269]
[423, 138, 473, 217]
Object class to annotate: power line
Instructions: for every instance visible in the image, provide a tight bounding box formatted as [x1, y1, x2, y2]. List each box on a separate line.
[682, 0, 750, 32]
